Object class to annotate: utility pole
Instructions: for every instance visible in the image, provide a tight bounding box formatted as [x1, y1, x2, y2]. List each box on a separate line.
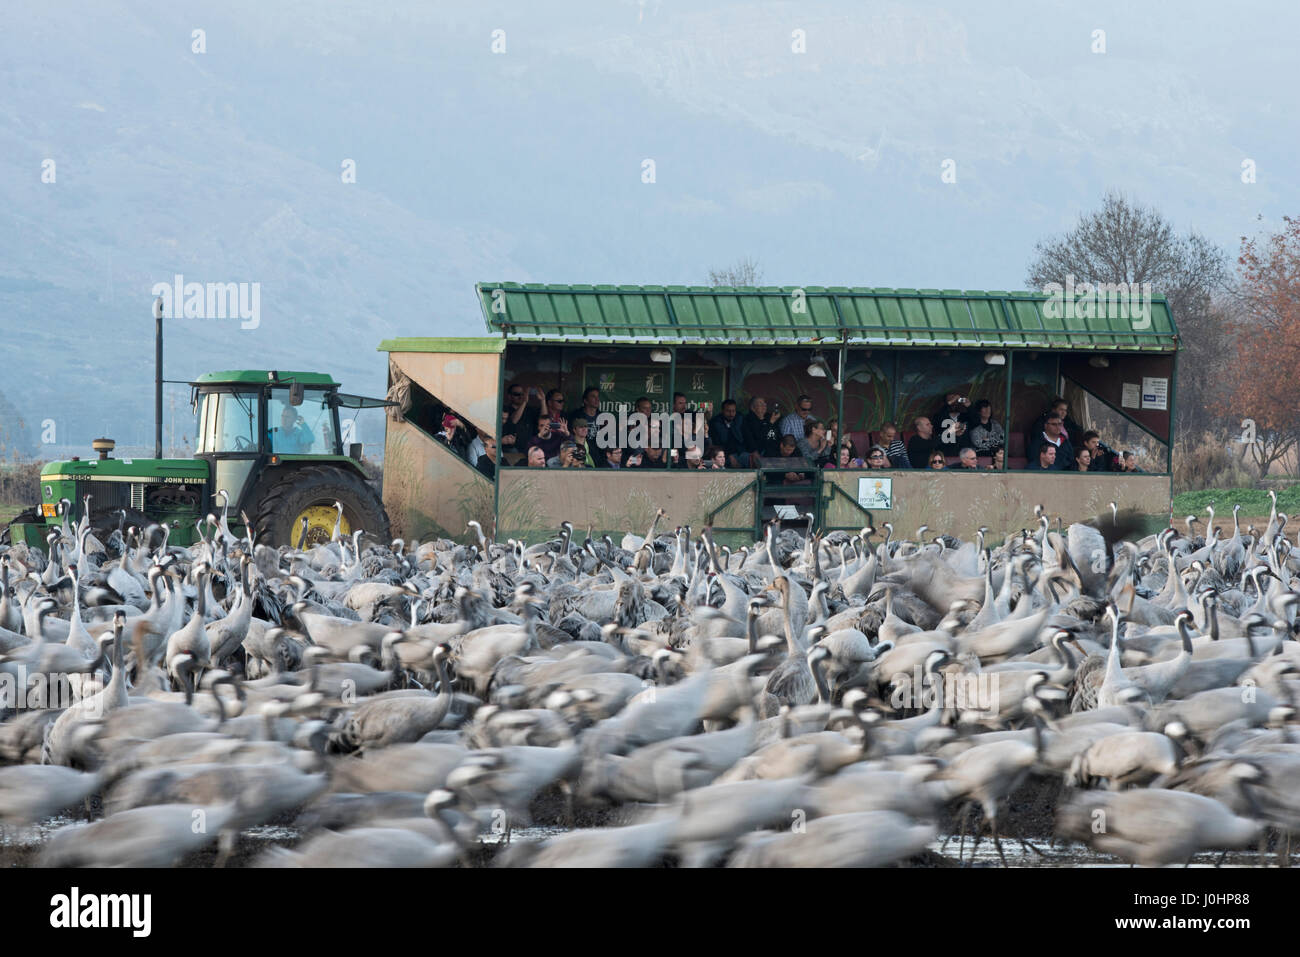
[153, 297, 164, 459]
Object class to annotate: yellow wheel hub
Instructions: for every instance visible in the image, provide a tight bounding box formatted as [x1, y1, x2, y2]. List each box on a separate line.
[294, 504, 349, 548]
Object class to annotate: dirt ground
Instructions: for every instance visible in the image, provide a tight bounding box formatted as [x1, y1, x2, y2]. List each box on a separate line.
[3, 776, 1292, 868]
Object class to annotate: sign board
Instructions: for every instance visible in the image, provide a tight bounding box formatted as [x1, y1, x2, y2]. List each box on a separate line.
[1121, 382, 1140, 409]
[583, 364, 726, 417]
[857, 476, 893, 510]
[1141, 377, 1168, 411]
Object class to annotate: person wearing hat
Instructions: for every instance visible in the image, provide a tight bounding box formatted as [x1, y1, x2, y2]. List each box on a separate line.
[569, 417, 603, 467]
[435, 412, 470, 459]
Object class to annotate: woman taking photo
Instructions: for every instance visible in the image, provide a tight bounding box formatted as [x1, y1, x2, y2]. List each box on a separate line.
[797, 419, 835, 468]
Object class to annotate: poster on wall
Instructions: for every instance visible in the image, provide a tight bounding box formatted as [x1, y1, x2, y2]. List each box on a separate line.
[1141, 377, 1168, 411]
[857, 476, 892, 510]
[1121, 382, 1140, 408]
[584, 364, 725, 416]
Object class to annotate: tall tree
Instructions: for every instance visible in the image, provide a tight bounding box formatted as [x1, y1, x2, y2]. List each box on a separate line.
[1216, 216, 1300, 477]
[708, 256, 762, 287]
[1026, 192, 1233, 439]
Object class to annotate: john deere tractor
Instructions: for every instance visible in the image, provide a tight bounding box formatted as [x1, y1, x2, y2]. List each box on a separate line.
[4, 370, 390, 551]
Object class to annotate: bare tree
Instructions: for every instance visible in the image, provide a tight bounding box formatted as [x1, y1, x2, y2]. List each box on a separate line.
[708, 256, 763, 287]
[1026, 192, 1233, 439]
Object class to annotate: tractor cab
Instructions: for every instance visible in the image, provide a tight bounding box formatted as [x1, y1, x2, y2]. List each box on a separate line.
[193, 371, 344, 520]
[194, 371, 343, 457]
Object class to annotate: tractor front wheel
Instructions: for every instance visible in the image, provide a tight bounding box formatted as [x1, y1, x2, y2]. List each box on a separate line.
[252, 465, 389, 549]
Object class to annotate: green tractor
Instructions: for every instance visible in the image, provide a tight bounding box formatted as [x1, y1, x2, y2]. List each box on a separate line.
[4, 370, 391, 551]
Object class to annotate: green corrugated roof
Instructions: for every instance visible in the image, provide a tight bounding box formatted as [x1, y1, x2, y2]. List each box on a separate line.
[474, 284, 1178, 351]
[377, 336, 505, 354]
[193, 370, 337, 386]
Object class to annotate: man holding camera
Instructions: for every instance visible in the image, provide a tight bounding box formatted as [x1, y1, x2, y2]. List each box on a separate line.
[931, 392, 973, 454]
[1081, 430, 1119, 471]
[742, 396, 782, 459]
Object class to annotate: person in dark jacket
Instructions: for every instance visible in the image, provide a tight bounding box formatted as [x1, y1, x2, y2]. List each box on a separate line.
[930, 392, 972, 446]
[501, 384, 540, 456]
[741, 397, 782, 459]
[906, 417, 942, 469]
[1026, 414, 1074, 471]
[475, 438, 497, 479]
[1032, 397, 1084, 450]
[566, 387, 601, 429]
[1081, 430, 1119, 471]
[709, 399, 750, 467]
[767, 433, 812, 485]
[631, 445, 668, 469]
[1031, 443, 1058, 470]
[435, 413, 471, 460]
[525, 414, 564, 462]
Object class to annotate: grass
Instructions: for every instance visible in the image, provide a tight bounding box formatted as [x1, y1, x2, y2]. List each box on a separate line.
[1172, 487, 1300, 516]
[0, 504, 25, 525]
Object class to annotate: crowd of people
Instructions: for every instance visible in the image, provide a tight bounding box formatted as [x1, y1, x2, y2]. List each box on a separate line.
[478, 384, 1147, 475]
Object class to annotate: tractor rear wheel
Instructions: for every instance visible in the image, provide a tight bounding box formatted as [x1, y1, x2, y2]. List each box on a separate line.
[252, 465, 389, 549]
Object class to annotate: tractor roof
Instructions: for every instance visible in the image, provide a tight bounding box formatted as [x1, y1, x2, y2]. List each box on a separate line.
[192, 370, 338, 387]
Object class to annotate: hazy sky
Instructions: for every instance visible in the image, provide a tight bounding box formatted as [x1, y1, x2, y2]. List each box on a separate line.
[1, 0, 1295, 444]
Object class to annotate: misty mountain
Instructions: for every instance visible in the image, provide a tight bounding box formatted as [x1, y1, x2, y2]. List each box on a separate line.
[0, 0, 1294, 452]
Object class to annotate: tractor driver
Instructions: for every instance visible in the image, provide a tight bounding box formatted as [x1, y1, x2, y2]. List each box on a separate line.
[270, 404, 319, 453]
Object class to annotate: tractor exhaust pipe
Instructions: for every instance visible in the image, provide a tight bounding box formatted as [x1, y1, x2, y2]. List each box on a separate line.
[153, 296, 164, 459]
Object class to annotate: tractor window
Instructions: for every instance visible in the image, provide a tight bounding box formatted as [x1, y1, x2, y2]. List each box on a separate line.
[268, 387, 336, 454]
[197, 391, 260, 453]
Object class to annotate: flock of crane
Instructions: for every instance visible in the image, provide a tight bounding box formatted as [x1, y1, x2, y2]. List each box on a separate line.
[2, 495, 1299, 867]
